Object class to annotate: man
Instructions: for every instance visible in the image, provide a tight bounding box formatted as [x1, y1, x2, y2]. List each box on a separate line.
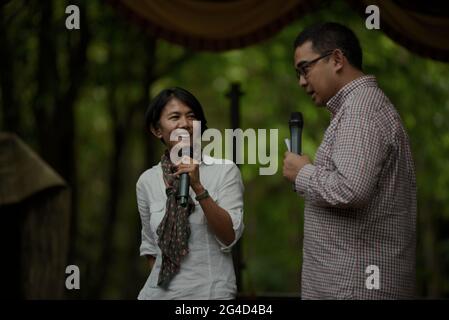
[283, 22, 416, 299]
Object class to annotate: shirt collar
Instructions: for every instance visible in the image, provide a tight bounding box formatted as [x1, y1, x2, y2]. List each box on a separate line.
[156, 151, 214, 167]
[326, 75, 378, 116]
[200, 154, 214, 166]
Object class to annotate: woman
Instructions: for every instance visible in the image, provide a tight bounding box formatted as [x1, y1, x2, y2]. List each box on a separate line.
[136, 87, 244, 300]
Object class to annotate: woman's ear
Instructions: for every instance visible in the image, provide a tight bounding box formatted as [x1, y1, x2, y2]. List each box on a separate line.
[150, 125, 162, 139]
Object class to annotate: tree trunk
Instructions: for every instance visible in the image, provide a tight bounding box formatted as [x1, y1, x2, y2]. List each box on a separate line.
[30, 1, 89, 276]
[0, 4, 20, 133]
[420, 201, 442, 297]
[92, 33, 158, 298]
[125, 37, 158, 298]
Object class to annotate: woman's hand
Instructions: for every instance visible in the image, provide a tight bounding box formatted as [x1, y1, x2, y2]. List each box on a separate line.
[173, 156, 203, 192]
[146, 255, 155, 271]
[174, 156, 235, 246]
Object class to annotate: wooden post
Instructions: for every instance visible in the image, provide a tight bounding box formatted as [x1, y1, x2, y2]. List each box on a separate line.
[226, 82, 245, 293]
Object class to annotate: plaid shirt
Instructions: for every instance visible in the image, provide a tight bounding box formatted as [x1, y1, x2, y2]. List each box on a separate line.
[296, 75, 416, 299]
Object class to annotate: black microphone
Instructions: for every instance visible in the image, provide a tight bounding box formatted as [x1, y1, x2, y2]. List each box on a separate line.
[289, 112, 303, 154]
[177, 146, 193, 207]
[289, 112, 303, 191]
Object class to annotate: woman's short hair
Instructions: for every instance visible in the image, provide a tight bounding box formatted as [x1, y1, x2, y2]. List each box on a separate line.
[144, 87, 208, 136]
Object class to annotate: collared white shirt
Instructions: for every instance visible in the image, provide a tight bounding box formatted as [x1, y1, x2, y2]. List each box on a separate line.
[136, 155, 244, 300]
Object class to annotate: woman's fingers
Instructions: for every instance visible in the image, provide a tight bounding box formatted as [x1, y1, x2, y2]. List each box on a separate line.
[175, 155, 199, 166]
[173, 166, 194, 176]
[174, 163, 200, 176]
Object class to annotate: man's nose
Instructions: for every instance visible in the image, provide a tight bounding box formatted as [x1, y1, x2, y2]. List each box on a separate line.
[299, 75, 308, 88]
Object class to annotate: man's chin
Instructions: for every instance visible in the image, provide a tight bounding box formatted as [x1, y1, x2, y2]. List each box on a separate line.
[311, 96, 325, 107]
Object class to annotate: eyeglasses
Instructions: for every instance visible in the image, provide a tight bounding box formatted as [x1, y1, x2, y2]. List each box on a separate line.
[295, 51, 334, 79]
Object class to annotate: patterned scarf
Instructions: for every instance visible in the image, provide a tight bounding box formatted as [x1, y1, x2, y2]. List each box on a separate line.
[156, 150, 195, 288]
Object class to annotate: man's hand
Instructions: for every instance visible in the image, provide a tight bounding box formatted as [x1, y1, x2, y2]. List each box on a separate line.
[283, 152, 311, 183]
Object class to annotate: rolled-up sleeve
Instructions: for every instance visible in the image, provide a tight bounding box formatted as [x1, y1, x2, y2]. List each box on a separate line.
[295, 111, 387, 209]
[215, 163, 244, 252]
[136, 179, 157, 257]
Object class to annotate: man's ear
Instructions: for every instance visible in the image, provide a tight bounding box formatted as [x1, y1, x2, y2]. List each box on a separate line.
[333, 49, 345, 72]
[150, 125, 162, 139]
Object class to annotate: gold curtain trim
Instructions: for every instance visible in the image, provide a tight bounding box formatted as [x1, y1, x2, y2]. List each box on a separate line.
[352, 0, 449, 62]
[109, 0, 319, 51]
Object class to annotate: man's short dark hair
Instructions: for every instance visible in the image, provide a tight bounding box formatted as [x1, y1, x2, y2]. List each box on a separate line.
[293, 22, 363, 70]
[145, 87, 208, 136]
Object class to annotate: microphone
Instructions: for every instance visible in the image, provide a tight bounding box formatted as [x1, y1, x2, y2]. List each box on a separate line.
[289, 112, 303, 191]
[177, 146, 193, 207]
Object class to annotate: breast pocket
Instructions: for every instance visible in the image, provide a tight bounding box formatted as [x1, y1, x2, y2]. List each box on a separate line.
[149, 201, 166, 235]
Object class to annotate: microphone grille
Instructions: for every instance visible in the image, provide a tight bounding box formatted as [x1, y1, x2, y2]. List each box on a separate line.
[290, 112, 303, 125]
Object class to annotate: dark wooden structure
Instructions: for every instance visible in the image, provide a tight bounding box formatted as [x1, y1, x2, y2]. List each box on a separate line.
[0, 133, 70, 299]
[226, 83, 245, 292]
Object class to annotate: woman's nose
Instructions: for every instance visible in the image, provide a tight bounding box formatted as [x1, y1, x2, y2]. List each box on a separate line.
[177, 116, 189, 129]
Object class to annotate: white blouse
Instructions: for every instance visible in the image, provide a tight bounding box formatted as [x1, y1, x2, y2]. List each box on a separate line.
[136, 155, 244, 300]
